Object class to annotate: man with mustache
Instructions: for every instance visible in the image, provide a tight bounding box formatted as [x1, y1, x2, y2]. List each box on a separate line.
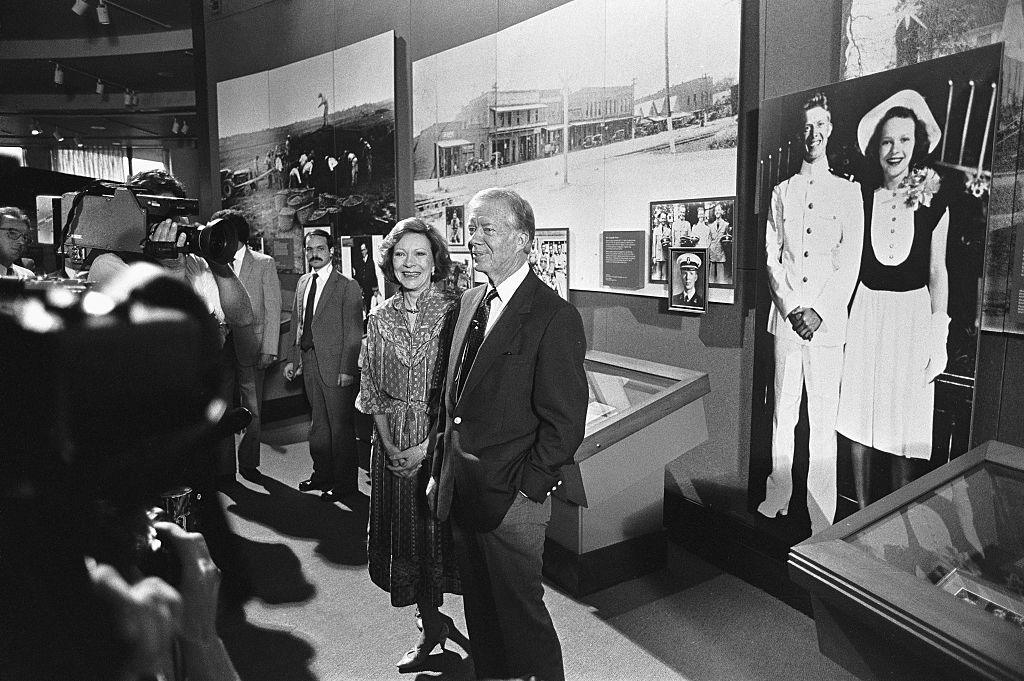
[760, 92, 863, 534]
[284, 229, 363, 502]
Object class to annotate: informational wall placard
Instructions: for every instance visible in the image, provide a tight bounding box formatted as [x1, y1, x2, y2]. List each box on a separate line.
[602, 230, 645, 289]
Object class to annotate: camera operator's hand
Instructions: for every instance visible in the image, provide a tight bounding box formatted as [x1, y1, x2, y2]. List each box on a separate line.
[153, 521, 242, 681]
[150, 218, 189, 264]
[86, 557, 183, 681]
[153, 521, 219, 644]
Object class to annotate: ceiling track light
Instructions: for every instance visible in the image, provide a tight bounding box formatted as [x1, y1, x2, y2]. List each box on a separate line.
[31, 119, 42, 135]
[180, 120, 189, 135]
[53, 128, 65, 142]
[54, 64, 64, 85]
[74, 136, 85, 148]
[96, 79, 105, 95]
[96, 0, 110, 24]
[171, 118, 181, 135]
[71, 0, 90, 15]
[124, 90, 133, 106]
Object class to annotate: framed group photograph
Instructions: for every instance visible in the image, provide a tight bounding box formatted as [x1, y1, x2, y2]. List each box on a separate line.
[649, 197, 735, 302]
[531, 228, 569, 301]
[667, 247, 709, 314]
[446, 204, 465, 247]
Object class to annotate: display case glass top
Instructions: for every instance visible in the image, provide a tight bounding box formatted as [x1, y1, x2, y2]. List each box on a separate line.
[585, 361, 673, 431]
[845, 461, 1024, 631]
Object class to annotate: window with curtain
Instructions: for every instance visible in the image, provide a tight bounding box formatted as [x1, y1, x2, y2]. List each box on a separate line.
[54, 146, 127, 181]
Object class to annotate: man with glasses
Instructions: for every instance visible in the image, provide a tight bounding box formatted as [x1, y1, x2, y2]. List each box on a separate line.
[283, 229, 363, 502]
[0, 207, 34, 278]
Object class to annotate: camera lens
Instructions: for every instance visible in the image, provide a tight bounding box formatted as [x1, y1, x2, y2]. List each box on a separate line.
[197, 218, 238, 266]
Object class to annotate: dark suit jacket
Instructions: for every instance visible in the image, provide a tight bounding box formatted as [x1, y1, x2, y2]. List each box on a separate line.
[288, 267, 363, 385]
[671, 291, 703, 308]
[431, 270, 588, 532]
[237, 248, 282, 357]
[353, 255, 378, 296]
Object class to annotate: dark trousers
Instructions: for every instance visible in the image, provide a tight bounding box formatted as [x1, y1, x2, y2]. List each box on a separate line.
[452, 495, 563, 681]
[301, 347, 357, 491]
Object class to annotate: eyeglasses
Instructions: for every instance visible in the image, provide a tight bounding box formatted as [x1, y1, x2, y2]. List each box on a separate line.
[0, 228, 30, 243]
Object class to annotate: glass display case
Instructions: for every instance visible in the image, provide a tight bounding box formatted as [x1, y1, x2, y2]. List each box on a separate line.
[543, 350, 710, 596]
[789, 441, 1024, 681]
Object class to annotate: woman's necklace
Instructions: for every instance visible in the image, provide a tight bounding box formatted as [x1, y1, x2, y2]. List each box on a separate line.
[403, 292, 420, 313]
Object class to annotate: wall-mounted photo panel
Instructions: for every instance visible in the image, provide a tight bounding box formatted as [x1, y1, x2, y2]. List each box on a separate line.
[649, 196, 735, 301]
[667, 247, 708, 313]
[531, 228, 569, 301]
[445, 204, 466, 246]
[412, 0, 740, 298]
[217, 31, 397, 273]
[749, 46, 1002, 537]
[839, 2, 1024, 333]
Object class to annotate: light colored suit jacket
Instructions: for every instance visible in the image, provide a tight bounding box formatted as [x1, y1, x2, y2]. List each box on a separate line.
[288, 267, 362, 385]
[766, 161, 863, 347]
[237, 247, 282, 357]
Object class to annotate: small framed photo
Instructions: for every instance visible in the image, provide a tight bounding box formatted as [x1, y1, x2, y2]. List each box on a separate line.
[531, 228, 569, 301]
[446, 205, 466, 246]
[667, 247, 708, 314]
[447, 252, 474, 295]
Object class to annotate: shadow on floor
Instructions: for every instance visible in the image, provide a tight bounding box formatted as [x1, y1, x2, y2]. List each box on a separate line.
[220, 474, 369, 566]
[220, 618, 318, 681]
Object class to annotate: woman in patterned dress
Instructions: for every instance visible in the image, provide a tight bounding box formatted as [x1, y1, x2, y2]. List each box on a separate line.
[357, 217, 467, 672]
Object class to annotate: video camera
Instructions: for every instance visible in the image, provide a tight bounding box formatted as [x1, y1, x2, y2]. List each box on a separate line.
[58, 181, 238, 266]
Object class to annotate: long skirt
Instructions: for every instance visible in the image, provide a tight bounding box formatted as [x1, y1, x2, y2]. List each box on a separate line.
[836, 284, 934, 460]
[367, 427, 461, 608]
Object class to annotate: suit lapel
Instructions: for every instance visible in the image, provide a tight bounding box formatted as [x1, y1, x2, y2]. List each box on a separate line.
[454, 273, 538, 407]
[446, 285, 486, 409]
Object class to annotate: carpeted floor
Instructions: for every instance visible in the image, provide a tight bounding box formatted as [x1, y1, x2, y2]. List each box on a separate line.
[213, 418, 860, 681]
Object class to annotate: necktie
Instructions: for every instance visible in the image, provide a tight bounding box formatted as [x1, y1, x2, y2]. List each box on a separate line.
[299, 273, 318, 352]
[455, 288, 498, 398]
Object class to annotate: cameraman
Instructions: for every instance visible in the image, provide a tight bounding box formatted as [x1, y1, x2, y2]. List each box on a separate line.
[87, 169, 258, 362]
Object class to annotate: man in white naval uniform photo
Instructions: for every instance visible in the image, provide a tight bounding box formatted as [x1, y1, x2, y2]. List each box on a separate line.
[759, 92, 863, 534]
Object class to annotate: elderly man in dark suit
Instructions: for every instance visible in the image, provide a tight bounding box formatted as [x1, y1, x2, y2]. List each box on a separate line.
[283, 229, 363, 502]
[211, 209, 282, 480]
[428, 187, 588, 681]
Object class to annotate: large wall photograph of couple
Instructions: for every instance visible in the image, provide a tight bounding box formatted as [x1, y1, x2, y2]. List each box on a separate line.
[747, 44, 1003, 536]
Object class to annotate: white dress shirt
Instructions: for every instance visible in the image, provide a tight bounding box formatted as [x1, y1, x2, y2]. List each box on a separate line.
[231, 243, 247, 277]
[485, 260, 530, 335]
[304, 261, 334, 316]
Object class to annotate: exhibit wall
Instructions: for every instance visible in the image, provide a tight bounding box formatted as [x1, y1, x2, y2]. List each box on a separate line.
[409, 0, 741, 302]
[202, 0, 1024, 541]
[215, 32, 396, 273]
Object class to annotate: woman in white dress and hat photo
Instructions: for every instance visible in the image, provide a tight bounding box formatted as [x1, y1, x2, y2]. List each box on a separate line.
[836, 89, 950, 509]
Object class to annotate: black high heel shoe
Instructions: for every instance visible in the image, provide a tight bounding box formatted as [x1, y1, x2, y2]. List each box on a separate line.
[436, 612, 470, 652]
[396, 621, 450, 673]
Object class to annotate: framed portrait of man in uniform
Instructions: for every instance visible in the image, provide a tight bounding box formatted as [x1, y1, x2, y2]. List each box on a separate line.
[667, 247, 708, 313]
